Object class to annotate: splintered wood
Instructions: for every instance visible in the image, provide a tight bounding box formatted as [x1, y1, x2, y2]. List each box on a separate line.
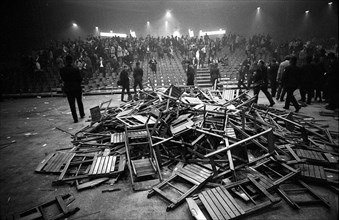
[34, 85, 338, 219]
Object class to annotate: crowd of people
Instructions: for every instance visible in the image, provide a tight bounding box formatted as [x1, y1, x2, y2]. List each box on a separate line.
[237, 40, 338, 111]
[1, 31, 338, 112]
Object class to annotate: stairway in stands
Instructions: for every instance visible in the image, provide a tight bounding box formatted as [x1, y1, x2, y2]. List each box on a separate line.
[195, 48, 247, 89]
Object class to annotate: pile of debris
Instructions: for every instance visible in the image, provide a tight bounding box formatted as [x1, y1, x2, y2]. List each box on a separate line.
[18, 85, 339, 219]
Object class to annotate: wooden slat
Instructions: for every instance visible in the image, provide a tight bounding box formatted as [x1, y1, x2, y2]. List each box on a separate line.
[181, 167, 207, 183]
[97, 156, 106, 174]
[198, 193, 219, 220]
[319, 166, 326, 180]
[309, 164, 315, 178]
[178, 168, 204, 184]
[215, 187, 241, 217]
[118, 155, 126, 172]
[285, 145, 301, 162]
[35, 153, 55, 172]
[185, 165, 211, 179]
[201, 191, 223, 220]
[190, 164, 213, 175]
[88, 156, 98, 175]
[111, 156, 117, 172]
[210, 188, 234, 219]
[324, 153, 337, 163]
[177, 171, 200, 186]
[106, 156, 113, 173]
[219, 187, 245, 215]
[205, 190, 230, 219]
[101, 156, 109, 174]
[93, 157, 102, 174]
[44, 153, 63, 171]
[248, 176, 275, 202]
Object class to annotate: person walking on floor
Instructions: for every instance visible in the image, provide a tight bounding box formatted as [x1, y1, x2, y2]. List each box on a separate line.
[133, 61, 144, 99]
[60, 55, 85, 123]
[120, 65, 132, 102]
[252, 60, 275, 106]
[276, 56, 290, 101]
[282, 56, 301, 112]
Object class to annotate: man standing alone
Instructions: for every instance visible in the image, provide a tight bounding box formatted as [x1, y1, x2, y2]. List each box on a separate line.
[133, 62, 144, 98]
[60, 55, 85, 123]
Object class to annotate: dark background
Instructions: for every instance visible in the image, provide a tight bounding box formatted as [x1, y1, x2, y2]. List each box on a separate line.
[2, 0, 338, 58]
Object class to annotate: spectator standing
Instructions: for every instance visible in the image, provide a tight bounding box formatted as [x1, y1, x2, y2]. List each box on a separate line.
[59, 55, 85, 123]
[252, 60, 275, 106]
[149, 57, 157, 74]
[133, 61, 144, 98]
[300, 56, 315, 105]
[186, 64, 195, 86]
[210, 63, 221, 89]
[325, 53, 339, 110]
[267, 58, 279, 98]
[282, 56, 301, 112]
[119, 65, 132, 102]
[237, 64, 248, 93]
[276, 56, 290, 101]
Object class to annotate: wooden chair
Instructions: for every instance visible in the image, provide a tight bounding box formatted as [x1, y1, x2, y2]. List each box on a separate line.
[186, 176, 281, 220]
[148, 163, 213, 211]
[125, 109, 163, 191]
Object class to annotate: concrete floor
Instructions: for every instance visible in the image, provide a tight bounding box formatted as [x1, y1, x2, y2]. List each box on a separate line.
[0, 90, 338, 220]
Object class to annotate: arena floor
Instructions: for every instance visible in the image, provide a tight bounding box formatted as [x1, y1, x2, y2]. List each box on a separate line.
[0, 90, 338, 220]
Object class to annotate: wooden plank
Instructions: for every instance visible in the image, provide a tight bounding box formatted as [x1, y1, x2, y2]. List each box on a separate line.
[101, 156, 109, 174]
[309, 164, 315, 178]
[220, 187, 245, 215]
[319, 166, 326, 180]
[215, 187, 240, 217]
[186, 198, 207, 220]
[303, 164, 310, 177]
[56, 195, 68, 214]
[97, 156, 106, 174]
[324, 153, 337, 163]
[52, 152, 73, 172]
[248, 176, 275, 202]
[35, 153, 55, 172]
[106, 156, 113, 173]
[44, 153, 63, 171]
[118, 155, 126, 172]
[185, 165, 211, 179]
[285, 145, 301, 162]
[88, 156, 97, 175]
[153, 187, 176, 204]
[201, 191, 224, 220]
[313, 165, 321, 179]
[110, 156, 117, 172]
[198, 193, 219, 220]
[177, 172, 200, 186]
[180, 167, 206, 183]
[190, 164, 213, 176]
[206, 189, 231, 220]
[93, 157, 102, 174]
[210, 188, 234, 219]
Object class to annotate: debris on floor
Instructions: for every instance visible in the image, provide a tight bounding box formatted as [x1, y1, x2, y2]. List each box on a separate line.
[33, 85, 338, 219]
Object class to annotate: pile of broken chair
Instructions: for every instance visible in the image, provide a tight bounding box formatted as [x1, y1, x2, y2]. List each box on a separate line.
[28, 85, 338, 220]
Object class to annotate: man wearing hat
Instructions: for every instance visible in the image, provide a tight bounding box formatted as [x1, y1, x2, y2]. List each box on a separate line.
[60, 55, 85, 123]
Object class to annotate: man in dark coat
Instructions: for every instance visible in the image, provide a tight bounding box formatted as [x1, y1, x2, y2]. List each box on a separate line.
[267, 58, 279, 98]
[149, 57, 157, 74]
[120, 65, 132, 102]
[237, 64, 248, 93]
[210, 63, 221, 89]
[325, 52, 339, 110]
[300, 56, 315, 105]
[252, 60, 275, 106]
[133, 61, 144, 96]
[282, 56, 301, 112]
[60, 55, 85, 123]
[186, 64, 195, 86]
